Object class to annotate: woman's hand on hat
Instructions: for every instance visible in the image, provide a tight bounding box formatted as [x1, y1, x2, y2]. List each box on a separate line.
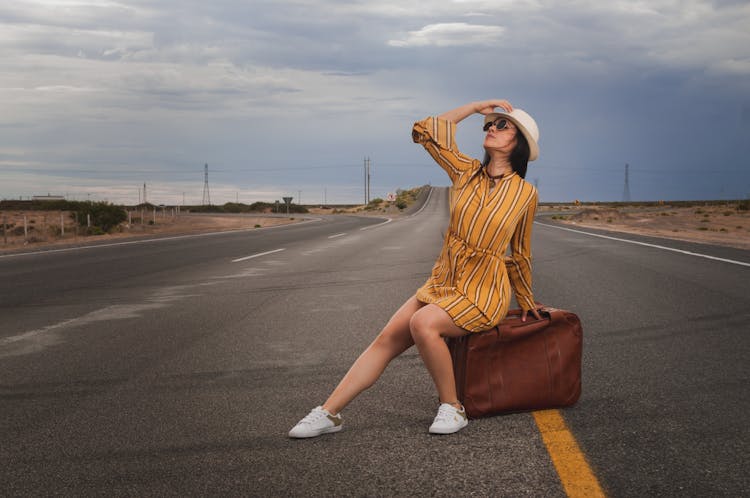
[475, 99, 513, 115]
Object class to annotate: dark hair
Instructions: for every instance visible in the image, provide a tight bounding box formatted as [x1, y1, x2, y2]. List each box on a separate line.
[482, 131, 530, 179]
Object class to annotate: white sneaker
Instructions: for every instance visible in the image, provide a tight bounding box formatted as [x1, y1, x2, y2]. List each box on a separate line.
[428, 403, 468, 434]
[288, 406, 343, 438]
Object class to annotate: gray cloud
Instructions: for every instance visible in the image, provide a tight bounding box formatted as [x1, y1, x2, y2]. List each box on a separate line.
[0, 0, 748, 204]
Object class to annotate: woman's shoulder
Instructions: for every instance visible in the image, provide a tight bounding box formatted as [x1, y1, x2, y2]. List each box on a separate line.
[512, 175, 538, 202]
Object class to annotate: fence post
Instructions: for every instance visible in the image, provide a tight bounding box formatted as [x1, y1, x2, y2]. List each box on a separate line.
[24, 215, 28, 242]
[87, 213, 91, 228]
[153, 208, 156, 224]
[60, 212, 65, 237]
[74, 212, 78, 240]
[2, 215, 6, 246]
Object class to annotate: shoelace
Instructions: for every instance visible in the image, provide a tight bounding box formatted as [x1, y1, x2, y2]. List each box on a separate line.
[298, 408, 328, 426]
[434, 404, 458, 423]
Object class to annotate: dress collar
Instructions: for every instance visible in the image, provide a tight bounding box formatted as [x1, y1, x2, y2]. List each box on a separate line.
[485, 170, 516, 181]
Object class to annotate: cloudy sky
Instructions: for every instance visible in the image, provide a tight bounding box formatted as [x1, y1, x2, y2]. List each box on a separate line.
[1, 0, 748, 205]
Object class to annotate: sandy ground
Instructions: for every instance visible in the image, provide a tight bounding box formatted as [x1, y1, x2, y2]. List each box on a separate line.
[0, 211, 301, 253]
[540, 203, 750, 250]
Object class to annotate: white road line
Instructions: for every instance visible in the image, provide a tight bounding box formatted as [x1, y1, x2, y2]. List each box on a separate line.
[535, 222, 750, 268]
[359, 218, 392, 231]
[0, 218, 320, 259]
[328, 233, 347, 239]
[231, 248, 285, 263]
[409, 187, 434, 217]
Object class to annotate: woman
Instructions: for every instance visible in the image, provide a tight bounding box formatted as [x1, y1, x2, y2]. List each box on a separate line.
[289, 99, 541, 437]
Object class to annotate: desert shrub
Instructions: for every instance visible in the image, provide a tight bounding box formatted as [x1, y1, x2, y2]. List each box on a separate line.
[222, 202, 246, 213]
[86, 226, 105, 235]
[697, 226, 708, 231]
[190, 204, 224, 213]
[723, 211, 733, 216]
[73, 201, 127, 232]
[694, 209, 704, 214]
[737, 199, 749, 211]
[700, 219, 709, 223]
[393, 186, 425, 211]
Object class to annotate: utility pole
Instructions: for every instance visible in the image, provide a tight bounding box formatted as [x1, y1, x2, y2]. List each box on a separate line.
[622, 163, 631, 202]
[143, 183, 147, 205]
[202, 163, 211, 205]
[364, 156, 371, 204]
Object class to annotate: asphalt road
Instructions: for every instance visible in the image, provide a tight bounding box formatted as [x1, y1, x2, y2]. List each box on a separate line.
[1, 189, 748, 497]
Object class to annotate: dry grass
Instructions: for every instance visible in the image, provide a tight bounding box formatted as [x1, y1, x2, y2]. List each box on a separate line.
[0, 211, 299, 253]
[541, 203, 750, 249]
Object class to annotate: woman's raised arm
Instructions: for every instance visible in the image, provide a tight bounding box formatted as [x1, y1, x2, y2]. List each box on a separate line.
[438, 100, 514, 124]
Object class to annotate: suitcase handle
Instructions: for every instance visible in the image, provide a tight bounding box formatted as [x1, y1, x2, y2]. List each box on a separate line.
[495, 307, 565, 342]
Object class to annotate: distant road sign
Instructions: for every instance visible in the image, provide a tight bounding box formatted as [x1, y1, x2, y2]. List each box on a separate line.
[282, 197, 293, 214]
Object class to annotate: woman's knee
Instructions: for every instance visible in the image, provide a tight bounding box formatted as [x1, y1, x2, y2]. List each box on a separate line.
[374, 321, 414, 353]
[409, 307, 441, 343]
[410, 304, 466, 342]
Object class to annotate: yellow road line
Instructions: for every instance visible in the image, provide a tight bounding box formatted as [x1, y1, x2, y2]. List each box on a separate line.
[533, 409, 606, 498]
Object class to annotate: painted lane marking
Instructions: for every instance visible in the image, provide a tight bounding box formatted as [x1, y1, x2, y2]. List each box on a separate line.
[231, 248, 285, 263]
[535, 222, 750, 268]
[359, 218, 392, 231]
[328, 232, 347, 239]
[409, 187, 434, 217]
[0, 218, 320, 260]
[533, 410, 606, 498]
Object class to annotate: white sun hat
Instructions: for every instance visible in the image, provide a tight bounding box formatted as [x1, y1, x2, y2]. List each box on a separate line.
[483, 108, 540, 161]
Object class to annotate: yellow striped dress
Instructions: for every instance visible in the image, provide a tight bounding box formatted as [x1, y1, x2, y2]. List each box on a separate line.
[412, 116, 538, 333]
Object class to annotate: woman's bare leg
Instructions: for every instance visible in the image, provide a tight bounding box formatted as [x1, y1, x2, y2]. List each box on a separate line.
[322, 296, 426, 415]
[409, 304, 469, 407]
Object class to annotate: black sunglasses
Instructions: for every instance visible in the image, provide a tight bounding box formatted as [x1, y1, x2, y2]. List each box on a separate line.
[483, 118, 512, 132]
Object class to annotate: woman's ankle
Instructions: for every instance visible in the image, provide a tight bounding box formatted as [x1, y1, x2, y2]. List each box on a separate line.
[440, 400, 463, 410]
[322, 403, 338, 416]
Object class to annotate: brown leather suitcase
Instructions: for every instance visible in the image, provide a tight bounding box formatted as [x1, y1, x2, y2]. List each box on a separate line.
[448, 305, 582, 419]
